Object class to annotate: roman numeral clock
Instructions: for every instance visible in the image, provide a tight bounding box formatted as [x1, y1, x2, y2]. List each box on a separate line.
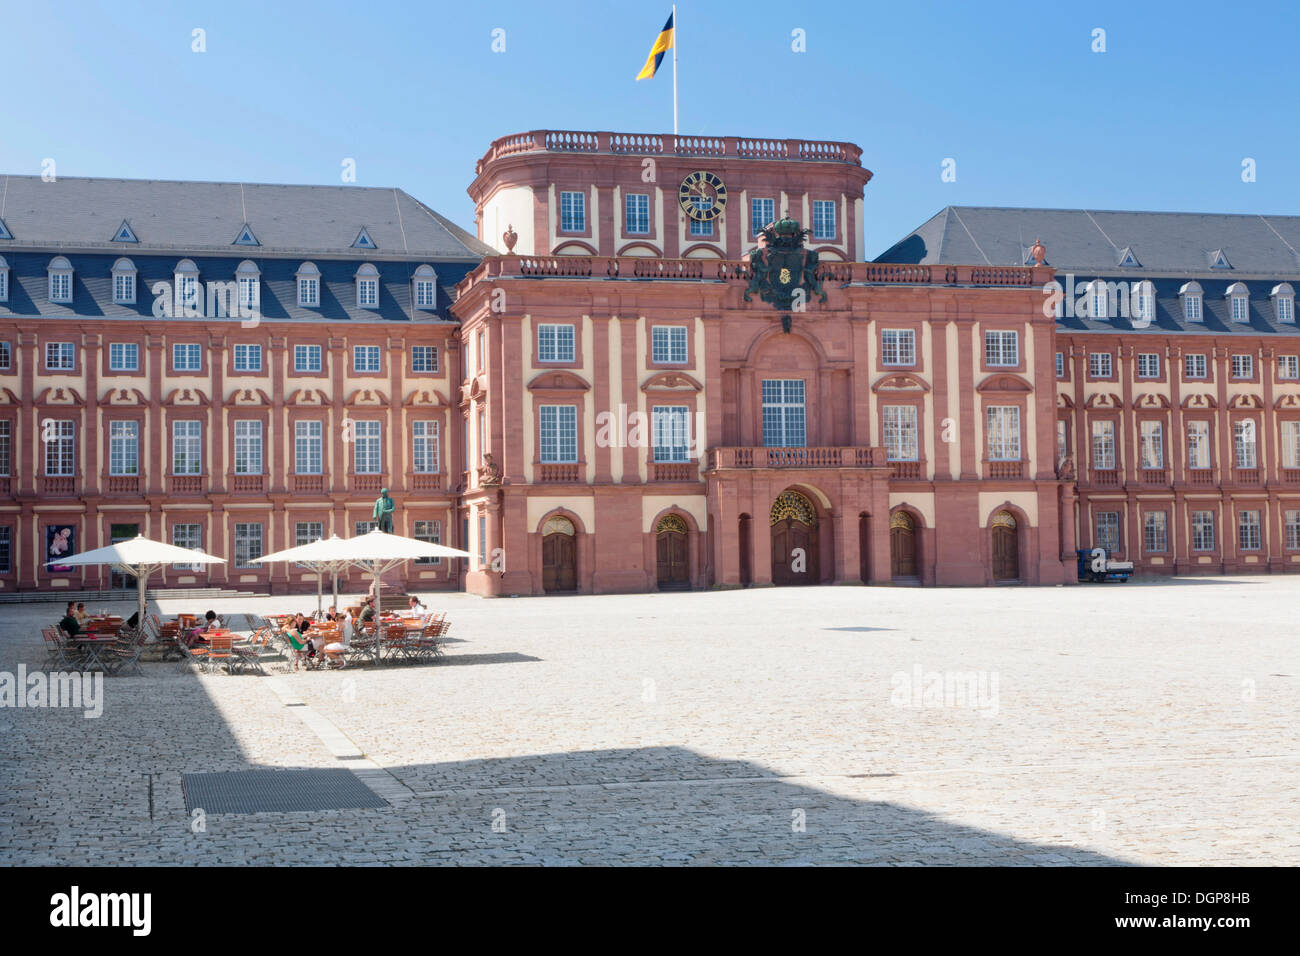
[679, 170, 727, 222]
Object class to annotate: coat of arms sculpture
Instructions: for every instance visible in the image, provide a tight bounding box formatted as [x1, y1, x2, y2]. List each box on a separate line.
[743, 215, 827, 331]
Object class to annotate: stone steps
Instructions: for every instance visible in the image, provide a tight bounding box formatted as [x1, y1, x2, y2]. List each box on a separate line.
[0, 587, 260, 605]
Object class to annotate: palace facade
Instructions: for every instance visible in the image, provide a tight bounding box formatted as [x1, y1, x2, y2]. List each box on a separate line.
[2, 131, 1298, 595]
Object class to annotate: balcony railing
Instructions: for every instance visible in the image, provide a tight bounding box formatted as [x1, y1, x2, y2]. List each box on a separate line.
[890, 460, 923, 480]
[0, 477, 9, 496]
[1090, 469, 1120, 487]
[170, 475, 203, 495]
[1282, 468, 1300, 485]
[231, 474, 264, 494]
[1187, 468, 1215, 485]
[294, 474, 325, 494]
[475, 130, 864, 174]
[410, 473, 442, 491]
[650, 462, 698, 482]
[1138, 468, 1170, 486]
[352, 474, 382, 493]
[537, 463, 581, 482]
[987, 461, 1025, 479]
[708, 446, 881, 470]
[41, 476, 76, 496]
[1233, 468, 1261, 485]
[105, 475, 140, 494]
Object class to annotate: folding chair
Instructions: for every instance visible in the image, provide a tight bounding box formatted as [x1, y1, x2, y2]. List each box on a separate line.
[41, 627, 79, 670]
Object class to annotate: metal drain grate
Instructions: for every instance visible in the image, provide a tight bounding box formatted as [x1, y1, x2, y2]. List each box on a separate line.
[181, 769, 388, 814]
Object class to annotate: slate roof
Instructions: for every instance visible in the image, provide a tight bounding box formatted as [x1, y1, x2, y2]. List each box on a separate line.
[877, 206, 1300, 337]
[0, 174, 495, 259]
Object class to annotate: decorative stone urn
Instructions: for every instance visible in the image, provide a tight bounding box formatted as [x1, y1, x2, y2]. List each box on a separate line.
[502, 224, 518, 252]
[1030, 237, 1046, 265]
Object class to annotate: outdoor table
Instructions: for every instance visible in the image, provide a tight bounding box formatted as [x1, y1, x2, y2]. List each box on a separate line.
[71, 634, 119, 672]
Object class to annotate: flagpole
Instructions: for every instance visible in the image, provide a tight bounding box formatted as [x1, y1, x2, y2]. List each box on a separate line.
[672, 4, 678, 135]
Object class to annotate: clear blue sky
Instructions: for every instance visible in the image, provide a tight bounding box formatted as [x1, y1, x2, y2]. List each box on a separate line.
[3, 0, 1297, 257]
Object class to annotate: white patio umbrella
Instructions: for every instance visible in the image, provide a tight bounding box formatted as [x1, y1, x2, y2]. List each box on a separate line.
[46, 534, 226, 627]
[254, 529, 470, 661]
[249, 534, 352, 616]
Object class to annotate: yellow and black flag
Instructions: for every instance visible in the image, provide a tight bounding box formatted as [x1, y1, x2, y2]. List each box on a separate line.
[636, 12, 675, 80]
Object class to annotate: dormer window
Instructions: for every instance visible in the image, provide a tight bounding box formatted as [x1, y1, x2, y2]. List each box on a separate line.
[413, 264, 438, 310]
[1083, 279, 1109, 319]
[1133, 280, 1156, 322]
[355, 263, 380, 309]
[1179, 281, 1203, 322]
[174, 259, 201, 313]
[1271, 283, 1295, 324]
[296, 262, 320, 307]
[1226, 282, 1250, 323]
[111, 258, 137, 304]
[1209, 249, 1231, 269]
[0, 255, 9, 303]
[235, 260, 261, 312]
[47, 256, 74, 304]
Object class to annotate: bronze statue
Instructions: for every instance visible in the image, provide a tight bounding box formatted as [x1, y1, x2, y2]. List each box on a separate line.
[372, 487, 395, 533]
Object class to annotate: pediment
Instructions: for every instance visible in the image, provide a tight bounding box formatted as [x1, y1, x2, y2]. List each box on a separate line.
[35, 386, 84, 407]
[228, 388, 272, 407]
[403, 388, 450, 408]
[1228, 393, 1263, 410]
[104, 387, 148, 406]
[1083, 392, 1123, 409]
[163, 387, 210, 407]
[1274, 393, 1300, 411]
[1133, 392, 1171, 409]
[286, 388, 330, 406]
[1180, 392, 1218, 410]
[345, 388, 390, 407]
[641, 371, 704, 392]
[526, 370, 591, 392]
[0, 387, 19, 405]
[1056, 392, 1074, 409]
[976, 373, 1033, 394]
[871, 372, 931, 393]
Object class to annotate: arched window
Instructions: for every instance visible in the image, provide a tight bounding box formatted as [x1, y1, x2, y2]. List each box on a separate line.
[0, 255, 9, 303]
[413, 264, 438, 310]
[1084, 279, 1108, 319]
[112, 257, 137, 305]
[174, 258, 200, 313]
[235, 260, 261, 312]
[355, 262, 380, 310]
[1226, 281, 1250, 323]
[1179, 281, 1203, 322]
[1271, 283, 1295, 324]
[47, 256, 74, 304]
[542, 515, 575, 536]
[295, 262, 320, 307]
[1132, 280, 1156, 323]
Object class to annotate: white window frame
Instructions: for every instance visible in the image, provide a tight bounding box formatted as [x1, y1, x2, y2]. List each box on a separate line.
[1230, 294, 1249, 323]
[651, 405, 691, 463]
[985, 406, 1021, 461]
[108, 421, 139, 476]
[171, 523, 202, 571]
[1089, 352, 1113, 378]
[537, 324, 576, 363]
[352, 420, 381, 474]
[411, 345, 439, 373]
[1278, 355, 1299, 380]
[412, 421, 440, 474]
[539, 405, 579, 463]
[1096, 512, 1121, 552]
[1282, 421, 1300, 469]
[1136, 353, 1160, 378]
[761, 379, 807, 449]
[294, 420, 323, 475]
[1143, 511, 1168, 553]
[1139, 420, 1164, 469]
[233, 344, 262, 373]
[1238, 510, 1262, 551]
[48, 257, 73, 304]
[985, 330, 1019, 367]
[109, 343, 139, 372]
[233, 420, 263, 475]
[353, 345, 381, 373]
[1191, 511, 1215, 551]
[811, 200, 836, 240]
[45, 420, 75, 476]
[1184, 354, 1208, 379]
[882, 329, 916, 367]
[234, 523, 263, 568]
[172, 343, 202, 372]
[1231, 354, 1253, 379]
[751, 198, 775, 236]
[1091, 420, 1116, 470]
[111, 259, 137, 304]
[559, 191, 586, 232]
[355, 263, 380, 310]
[296, 262, 320, 308]
[45, 342, 75, 370]
[1233, 419, 1258, 469]
[294, 344, 322, 373]
[883, 405, 919, 462]
[625, 193, 650, 235]
[1187, 420, 1211, 470]
[651, 326, 688, 364]
[413, 264, 438, 310]
[172, 420, 202, 475]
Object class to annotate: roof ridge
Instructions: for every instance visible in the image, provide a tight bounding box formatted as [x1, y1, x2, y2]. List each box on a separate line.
[946, 207, 991, 265]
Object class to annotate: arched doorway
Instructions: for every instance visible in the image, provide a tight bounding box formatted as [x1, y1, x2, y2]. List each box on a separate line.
[991, 511, 1020, 581]
[541, 515, 577, 592]
[858, 512, 870, 583]
[655, 514, 690, 590]
[890, 511, 918, 579]
[770, 490, 819, 586]
[738, 514, 753, 587]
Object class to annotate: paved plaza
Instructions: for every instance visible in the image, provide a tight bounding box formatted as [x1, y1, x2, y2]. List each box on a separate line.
[1, 577, 1297, 866]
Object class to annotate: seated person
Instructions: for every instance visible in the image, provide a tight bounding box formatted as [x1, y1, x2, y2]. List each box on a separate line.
[406, 595, 430, 616]
[185, 610, 218, 647]
[59, 603, 81, 638]
[322, 616, 352, 667]
[358, 597, 376, 624]
[74, 602, 90, 623]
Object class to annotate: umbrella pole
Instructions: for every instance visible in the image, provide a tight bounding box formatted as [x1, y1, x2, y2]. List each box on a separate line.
[317, 567, 323, 618]
[373, 561, 382, 663]
[137, 567, 147, 631]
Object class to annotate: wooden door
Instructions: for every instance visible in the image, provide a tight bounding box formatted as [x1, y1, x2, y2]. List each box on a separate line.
[858, 513, 870, 583]
[656, 531, 689, 589]
[771, 518, 818, 586]
[991, 514, 1019, 581]
[738, 515, 752, 587]
[542, 533, 576, 592]
[890, 513, 917, 578]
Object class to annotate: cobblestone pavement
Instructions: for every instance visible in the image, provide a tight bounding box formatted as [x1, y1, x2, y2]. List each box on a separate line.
[2, 577, 1297, 865]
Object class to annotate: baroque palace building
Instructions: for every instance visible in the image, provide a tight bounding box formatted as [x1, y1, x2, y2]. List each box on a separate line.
[2, 130, 1298, 595]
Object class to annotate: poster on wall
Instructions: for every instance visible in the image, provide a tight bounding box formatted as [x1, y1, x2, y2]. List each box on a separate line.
[46, 525, 77, 573]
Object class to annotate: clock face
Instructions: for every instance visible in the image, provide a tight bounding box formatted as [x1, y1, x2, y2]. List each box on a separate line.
[679, 171, 727, 222]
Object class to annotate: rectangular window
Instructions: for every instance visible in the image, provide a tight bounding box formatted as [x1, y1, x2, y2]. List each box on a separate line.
[1192, 511, 1215, 551]
[537, 324, 576, 363]
[109, 343, 139, 372]
[411, 346, 439, 373]
[113, 272, 135, 304]
[294, 420, 322, 475]
[178, 275, 199, 311]
[355, 521, 378, 536]
[297, 276, 318, 307]
[1056, 419, 1068, 465]
[45, 343, 75, 370]
[1139, 420, 1164, 469]
[1231, 354, 1253, 379]
[1185, 295, 1202, 321]
[0, 271, 7, 302]
[761, 379, 807, 448]
[415, 520, 442, 565]
[238, 276, 259, 310]
[560, 191, 585, 232]
[1137, 353, 1160, 378]
[1187, 421, 1211, 470]
[353, 420, 381, 474]
[233, 420, 263, 474]
[1279, 297, 1295, 323]
[1283, 421, 1300, 469]
[478, 409, 487, 463]
[0, 526, 11, 573]
[539, 405, 578, 463]
[751, 198, 775, 236]
[651, 326, 688, 364]
[882, 329, 916, 366]
[45, 420, 74, 476]
[625, 193, 650, 235]
[412, 421, 440, 474]
[0, 341, 9, 369]
[1231, 296, 1249, 323]
[1233, 420, 1257, 468]
[1238, 510, 1261, 551]
[1096, 512, 1121, 553]
[1285, 510, 1300, 550]
[415, 279, 437, 308]
[353, 345, 381, 373]
[812, 200, 836, 239]
[477, 331, 485, 372]
[1279, 356, 1299, 379]
[171, 523, 202, 571]
[1055, 352, 1064, 378]
[49, 272, 72, 303]
[173, 344, 202, 372]
[478, 514, 487, 569]
[1091, 420, 1115, 470]
[0, 420, 9, 476]
[293, 521, 323, 569]
[652, 405, 691, 463]
[985, 406, 1021, 461]
[1144, 511, 1168, 553]
[234, 523, 262, 568]
[1184, 354, 1207, 378]
[173, 420, 201, 475]
[984, 330, 1018, 367]
[1089, 352, 1113, 378]
[883, 405, 919, 462]
[294, 344, 322, 373]
[688, 218, 714, 237]
[357, 277, 378, 309]
[108, 421, 139, 476]
[233, 344, 262, 372]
